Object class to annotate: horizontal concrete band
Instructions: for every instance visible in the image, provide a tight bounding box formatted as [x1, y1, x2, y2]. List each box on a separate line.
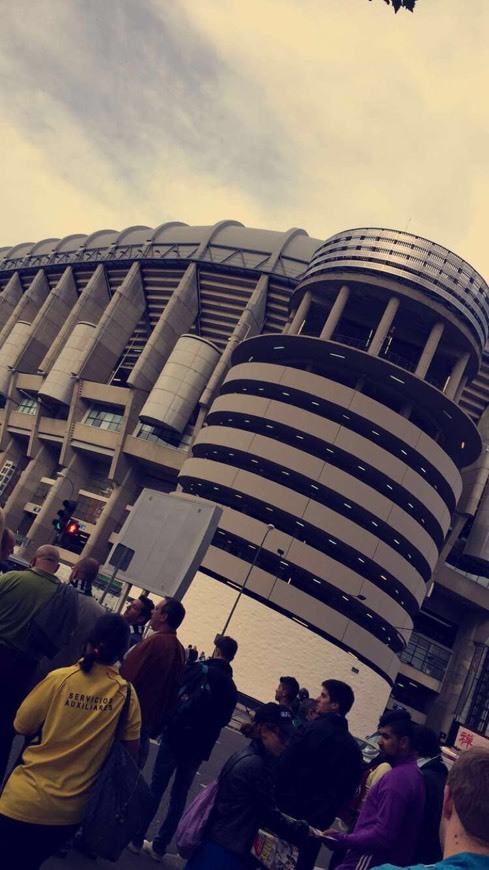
[194, 423, 449, 547]
[212, 505, 415, 627]
[180, 457, 427, 606]
[194, 426, 443, 558]
[201, 559, 401, 684]
[224, 359, 465, 495]
[208, 385, 458, 515]
[209, 526, 414, 636]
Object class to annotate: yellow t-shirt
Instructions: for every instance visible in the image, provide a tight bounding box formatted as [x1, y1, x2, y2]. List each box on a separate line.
[0, 662, 141, 825]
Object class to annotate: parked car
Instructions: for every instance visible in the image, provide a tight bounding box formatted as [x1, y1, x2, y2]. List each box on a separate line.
[354, 735, 380, 765]
[441, 745, 459, 769]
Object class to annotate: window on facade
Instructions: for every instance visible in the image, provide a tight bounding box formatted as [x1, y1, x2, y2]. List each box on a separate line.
[137, 424, 194, 451]
[0, 461, 16, 496]
[32, 481, 52, 503]
[85, 462, 115, 498]
[76, 494, 105, 525]
[84, 405, 123, 432]
[399, 631, 451, 682]
[17, 396, 38, 415]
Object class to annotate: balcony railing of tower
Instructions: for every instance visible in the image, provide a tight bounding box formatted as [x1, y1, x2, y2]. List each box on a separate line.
[328, 332, 450, 391]
[399, 631, 452, 682]
[330, 332, 369, 350]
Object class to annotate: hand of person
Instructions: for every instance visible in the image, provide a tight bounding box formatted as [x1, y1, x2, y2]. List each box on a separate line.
[308, 827, 324, 838]
[321, 828, 339, 841]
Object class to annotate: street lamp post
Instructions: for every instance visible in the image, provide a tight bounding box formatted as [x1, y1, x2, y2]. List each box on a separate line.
[220, 523, 275, 636]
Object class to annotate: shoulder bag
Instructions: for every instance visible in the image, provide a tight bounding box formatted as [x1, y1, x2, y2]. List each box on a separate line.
[82, 683, 153, 861]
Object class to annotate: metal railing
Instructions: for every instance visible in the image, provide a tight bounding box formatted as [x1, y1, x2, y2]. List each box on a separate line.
[399, 631, 451, 682]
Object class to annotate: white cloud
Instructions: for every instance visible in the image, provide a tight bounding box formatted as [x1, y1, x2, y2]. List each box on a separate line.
[0, 0, 488, 284]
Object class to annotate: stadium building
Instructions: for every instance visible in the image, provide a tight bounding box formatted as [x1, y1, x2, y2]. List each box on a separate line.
[0, 221, 488, 736]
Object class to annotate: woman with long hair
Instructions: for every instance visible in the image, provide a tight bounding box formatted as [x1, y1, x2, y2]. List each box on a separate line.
[184, 703, 315, 869]
[0, 613, 141, 870]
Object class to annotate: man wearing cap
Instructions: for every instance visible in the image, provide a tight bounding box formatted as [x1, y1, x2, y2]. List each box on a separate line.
[130, 634, 239, 860]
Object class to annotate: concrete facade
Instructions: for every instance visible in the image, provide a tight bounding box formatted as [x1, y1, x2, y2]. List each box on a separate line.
[1, 222, 489, 732]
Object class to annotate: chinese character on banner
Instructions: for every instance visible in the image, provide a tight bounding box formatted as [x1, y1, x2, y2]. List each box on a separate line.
[458, 730, 474, 749]
[454, 725, 489, 752]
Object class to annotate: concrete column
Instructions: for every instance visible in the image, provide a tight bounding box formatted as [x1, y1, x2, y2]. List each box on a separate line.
[195, 276, 269, 441]
[0, 269, 49, 348]
[444, 353, 470, 400]
[17, 267, 79, 376]
[415, 321, 445, 379]
[128, 263, 199, 392]
[3, 443, 57, 535]
[0, 273, 22, 336]
[81, 467, 139, 565]
[454, 375, 468, 404]
[38, 265, 110, 376]
[288, 291, 311, 336]
[320, 284, 350, 340]
[79, 262, 146, 383]
[426, 612, 486, 737]
[368, 296, 400, 356]
[17, 454, 89, 559]
[282, 315, 293, 335]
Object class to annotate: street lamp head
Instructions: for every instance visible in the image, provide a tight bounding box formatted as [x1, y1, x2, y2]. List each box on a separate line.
[266, 523, 275, 530]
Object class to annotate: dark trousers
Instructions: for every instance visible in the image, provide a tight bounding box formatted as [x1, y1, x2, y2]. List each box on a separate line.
[134, 738, 200, 853]
[0, 646, 37, 786]
[0, 814, 78, 870]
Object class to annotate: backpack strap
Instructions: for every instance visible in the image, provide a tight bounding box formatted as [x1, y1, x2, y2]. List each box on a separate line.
[218, 746, 255, 783]
[114, 683, 132, 742]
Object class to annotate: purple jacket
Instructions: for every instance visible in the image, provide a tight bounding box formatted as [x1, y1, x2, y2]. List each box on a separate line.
[333, 755, 425, 870]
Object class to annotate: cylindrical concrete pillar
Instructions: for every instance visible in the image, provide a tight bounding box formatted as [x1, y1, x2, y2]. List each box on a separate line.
[0, 321, 32, 398]
[140, 335, 220, 434]
[415, 321, 445, 379]
[445, 352, 470, 399]
[320, 284, 350, 340]
[368, 296, 400, 356]
[454, 375, 468, 404]
[39, 322, 97, 406]
[288, 291, 312, 336]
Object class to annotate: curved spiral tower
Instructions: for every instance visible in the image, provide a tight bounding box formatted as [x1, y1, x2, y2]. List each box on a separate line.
[179, 227, 488, 687]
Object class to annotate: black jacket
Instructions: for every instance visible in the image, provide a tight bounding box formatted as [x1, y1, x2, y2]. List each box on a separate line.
[206, 741, 309, 857]
[413, 755, 448, 864]
[166, 658, 238, 761]
[275, 711, 363, 828]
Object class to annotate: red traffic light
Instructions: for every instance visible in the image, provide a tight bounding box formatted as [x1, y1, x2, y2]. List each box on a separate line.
[65, 520, 80, 535]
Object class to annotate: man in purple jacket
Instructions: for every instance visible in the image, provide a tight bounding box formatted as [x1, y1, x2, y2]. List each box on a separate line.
[324, 710, 425, 870]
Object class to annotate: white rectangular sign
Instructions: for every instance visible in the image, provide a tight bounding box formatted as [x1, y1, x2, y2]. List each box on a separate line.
[102, 489, 222, 599]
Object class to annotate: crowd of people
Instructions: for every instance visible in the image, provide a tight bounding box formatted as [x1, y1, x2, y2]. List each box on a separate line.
[0, 519, 488, 870]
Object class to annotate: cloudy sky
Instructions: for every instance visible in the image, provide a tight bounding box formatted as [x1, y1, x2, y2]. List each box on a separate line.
[0, 0, 488, 277]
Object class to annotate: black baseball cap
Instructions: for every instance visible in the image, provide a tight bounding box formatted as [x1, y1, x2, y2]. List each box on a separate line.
[254, 702, 294, 736]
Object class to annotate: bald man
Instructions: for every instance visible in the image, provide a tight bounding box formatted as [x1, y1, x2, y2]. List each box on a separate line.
[0, 544, 61, 783]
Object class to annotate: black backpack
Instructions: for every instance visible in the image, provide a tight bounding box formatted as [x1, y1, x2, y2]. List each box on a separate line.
[168, 662, 211, 734]
[28, 582, 79, 659]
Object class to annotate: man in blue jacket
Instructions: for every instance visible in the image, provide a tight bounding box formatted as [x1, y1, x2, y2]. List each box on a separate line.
[371, 747, 489, 870]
